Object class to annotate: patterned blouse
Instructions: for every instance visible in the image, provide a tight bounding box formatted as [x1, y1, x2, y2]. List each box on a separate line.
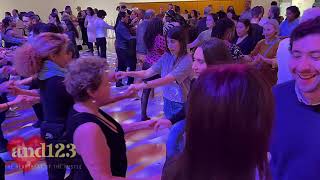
[145, 35, 166, 65]
[229, 43, 244, 61]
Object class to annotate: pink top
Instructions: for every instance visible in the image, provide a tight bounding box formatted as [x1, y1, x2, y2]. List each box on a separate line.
[145, 35, 166, 65]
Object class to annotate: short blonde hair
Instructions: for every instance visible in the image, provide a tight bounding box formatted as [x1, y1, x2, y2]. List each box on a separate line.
[264, 19, 280, 35]
[64, 56, 108, 102]
[13, 32, 69, 77]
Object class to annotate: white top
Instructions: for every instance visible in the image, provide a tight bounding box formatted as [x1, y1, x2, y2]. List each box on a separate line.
[277, 38, 293, 84]
[94, 18, 113, 38]
[86, 15, 97, 42]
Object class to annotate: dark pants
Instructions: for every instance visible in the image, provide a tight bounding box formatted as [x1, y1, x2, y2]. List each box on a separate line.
[87, 42, 94, 53]
[116, 48, 137, 85]
[141, 62, 160, 119]
[80, 27, 88, 44]
[0, 157, 4, 180]
[0, 94, 8, 149]
[30, 80, 44, 123]
[96, 37, 107, 58]
[44, 139, 74, 180]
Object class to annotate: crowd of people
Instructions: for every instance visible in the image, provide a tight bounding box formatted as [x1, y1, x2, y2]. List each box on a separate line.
[0, 0, 319, 180]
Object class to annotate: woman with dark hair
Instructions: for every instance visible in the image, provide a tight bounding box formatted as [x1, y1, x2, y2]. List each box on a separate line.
[162, 64, 274, 180]
[85, 7, 97, 54]
[48, 13, 64, 33]
[62, 19, 80, 58]
[279, 6, 300, 37]
[95, 10, 113, 58]
[117, 25, 192, 134]
[2, 17, 24, 48]
[78, 10, 88, 45]
[192, 38, 233, 77]
[51, 8, 58, 15]
[140, 17, 166, 121]
[227, 6, 236, 15]
[153, 38, 234, 160]
[188, 13, 218, 49]
[234, 19, 256, 55]
[268, 5, 282, 24]
[211, 18, 244, 61]
[188, 10, 198, 27]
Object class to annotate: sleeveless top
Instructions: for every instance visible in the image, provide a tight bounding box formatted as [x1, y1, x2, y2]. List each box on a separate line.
[66, 108, 127, 179]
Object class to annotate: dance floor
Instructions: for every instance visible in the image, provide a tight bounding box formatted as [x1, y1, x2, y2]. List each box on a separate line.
[0, 40, 168, 179]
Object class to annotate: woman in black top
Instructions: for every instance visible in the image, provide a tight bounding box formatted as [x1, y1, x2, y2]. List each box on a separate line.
[64, 57, 157, 179]
[14, 33, 75, 180]
[234, 19, 256, 55]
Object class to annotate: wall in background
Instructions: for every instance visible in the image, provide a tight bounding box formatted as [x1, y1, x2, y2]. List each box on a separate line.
[0, 0, 120, 24]
[124, 0, 246, 15]
[0, 0, 75, 22]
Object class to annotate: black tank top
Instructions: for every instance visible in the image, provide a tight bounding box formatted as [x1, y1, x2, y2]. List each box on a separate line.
[67, 108, 127, 179]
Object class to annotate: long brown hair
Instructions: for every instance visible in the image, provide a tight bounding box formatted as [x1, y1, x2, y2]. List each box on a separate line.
[163, 64, 274, 180]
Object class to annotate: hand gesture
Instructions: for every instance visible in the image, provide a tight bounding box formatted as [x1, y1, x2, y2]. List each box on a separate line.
[115, 71, 127, 80]
[0, 81, 14, 93]
[128, 83, 146, 92]
[152, 118, 172, 132]
[11, 95, 39, 109]
[123, 87, 138, 98]
[8, 85, 23, 96]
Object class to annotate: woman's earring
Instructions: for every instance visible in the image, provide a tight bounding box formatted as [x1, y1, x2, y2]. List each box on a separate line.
[91, 99, 97, 104]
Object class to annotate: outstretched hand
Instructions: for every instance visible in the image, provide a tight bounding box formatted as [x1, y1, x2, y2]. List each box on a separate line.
[152, 118, 172, 132]
[115, 71, 127, 80]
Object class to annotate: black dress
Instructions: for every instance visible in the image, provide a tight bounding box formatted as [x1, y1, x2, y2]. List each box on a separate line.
[234, 36, 256, 55]
[67, 108, 128, 180]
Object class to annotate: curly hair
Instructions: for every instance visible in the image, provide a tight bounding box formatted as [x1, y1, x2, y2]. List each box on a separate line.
[64, 57, 109, 102]
[13, 32, 69, 77]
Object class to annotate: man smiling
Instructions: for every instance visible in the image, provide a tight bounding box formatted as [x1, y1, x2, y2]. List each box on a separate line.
[271, 17, 320, 180]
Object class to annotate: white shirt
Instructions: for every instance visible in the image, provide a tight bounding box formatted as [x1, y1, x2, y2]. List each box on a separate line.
[277, 38, 293, 84]
[94, 18, 113, 38]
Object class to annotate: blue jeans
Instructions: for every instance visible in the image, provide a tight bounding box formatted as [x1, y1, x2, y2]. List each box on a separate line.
[163, 98, 186, 160]
[166, 120, 186, 160]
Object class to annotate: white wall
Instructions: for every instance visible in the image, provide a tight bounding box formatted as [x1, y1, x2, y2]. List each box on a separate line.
[0, 0, 75, 22]
[0, 0, 120, 24]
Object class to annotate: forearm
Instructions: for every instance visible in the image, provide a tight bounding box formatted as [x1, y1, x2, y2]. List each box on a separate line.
[263, 58, 277, 66]
[18, 89, 40, 97]
[143, 76, 175, 89]
[125, 70, 149, 79]
[187, 39, 200, 49]
[122, 121, 152, 134]
[16, 77, 34, 86]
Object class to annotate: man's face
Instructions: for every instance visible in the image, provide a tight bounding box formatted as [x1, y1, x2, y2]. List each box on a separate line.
[22, 17, 32, 29]
[289, 34, 320, 93]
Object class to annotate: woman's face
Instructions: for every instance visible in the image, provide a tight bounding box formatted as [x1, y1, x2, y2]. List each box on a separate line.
[206, 15, 215, 29]
[263, 23, 276, 39]
[90, 72, 111, 107]
[167, 37, 181, 56]
[236, 22, 249, 37]
[286, 9, 296, 21]
[192, 47, 207, 78]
